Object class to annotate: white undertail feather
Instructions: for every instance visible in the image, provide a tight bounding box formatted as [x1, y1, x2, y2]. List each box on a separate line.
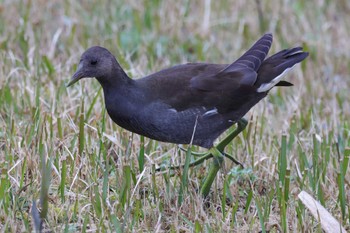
[203, 108, 218, 117]
[257, 64, 296, 92]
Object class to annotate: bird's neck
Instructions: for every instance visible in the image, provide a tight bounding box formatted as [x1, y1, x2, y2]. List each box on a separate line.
[97, 64, 134, 91]
[97, 65, 139, 108]
[99, 71, 140, 127]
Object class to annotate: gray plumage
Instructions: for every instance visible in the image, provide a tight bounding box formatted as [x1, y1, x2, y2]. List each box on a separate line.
[68, 33, 308, 148]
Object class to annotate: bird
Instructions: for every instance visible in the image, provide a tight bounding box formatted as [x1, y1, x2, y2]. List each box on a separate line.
[67, 33, 308, 148]
[67, 33, 308, 196]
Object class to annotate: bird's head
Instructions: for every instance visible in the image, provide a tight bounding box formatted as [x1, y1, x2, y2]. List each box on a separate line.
[67, 46, 117, 87]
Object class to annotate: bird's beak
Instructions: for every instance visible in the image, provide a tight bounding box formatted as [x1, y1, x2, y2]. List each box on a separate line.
[67, 63, 84, 87]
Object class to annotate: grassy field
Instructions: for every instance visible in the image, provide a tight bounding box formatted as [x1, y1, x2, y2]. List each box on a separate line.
[0, 0, 350, 232]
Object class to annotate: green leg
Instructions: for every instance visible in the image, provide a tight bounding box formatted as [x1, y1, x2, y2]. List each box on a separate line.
[157, 143, 244, 172]
[200, 147, 224, 197]
[222, 152, 244, 168]
[155, 119, 248, 197]
[216, 118, 248, 152]
[155, 152, 213, 172]
[200, 119, 248, 197]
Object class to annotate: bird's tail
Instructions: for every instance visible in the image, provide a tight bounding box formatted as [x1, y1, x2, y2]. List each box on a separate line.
[225, 33, 273, 72]
[255, 47, 309, 92]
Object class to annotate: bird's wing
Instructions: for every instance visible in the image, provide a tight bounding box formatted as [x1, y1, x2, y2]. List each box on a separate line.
[138, 62, 224, 109]
[229, 33, 272, 71]
[138, 64, 248, 114]
[138, 34, 274, 113]
[190, 33, 273, 92]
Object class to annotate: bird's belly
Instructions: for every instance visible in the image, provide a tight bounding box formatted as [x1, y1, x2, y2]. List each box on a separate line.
[110, 107, 233, 148]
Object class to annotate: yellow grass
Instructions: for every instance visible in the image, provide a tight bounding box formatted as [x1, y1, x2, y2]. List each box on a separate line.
[0, 0, 349, 232]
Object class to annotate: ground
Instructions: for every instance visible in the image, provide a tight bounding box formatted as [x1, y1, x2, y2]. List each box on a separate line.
[0, 0, 349, 232]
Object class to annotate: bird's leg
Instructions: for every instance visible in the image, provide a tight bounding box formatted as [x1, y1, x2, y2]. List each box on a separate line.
[156, 119, 248, 197]
[181, 118, 247, 157]
[155, 152, 213, 172]
[200, 118, 248, 197]
[160, 118, 247, 169]
[222, 152, 244, 168]
[179, 147, 208, 157]
[200, 147, 224, 197]
[216, 118, 248, 152]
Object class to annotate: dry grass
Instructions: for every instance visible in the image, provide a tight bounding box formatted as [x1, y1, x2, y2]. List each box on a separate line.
[0, 0, 349, 232]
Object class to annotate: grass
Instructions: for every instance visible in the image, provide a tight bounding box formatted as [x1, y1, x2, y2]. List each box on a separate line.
[0, 0, 350, 232]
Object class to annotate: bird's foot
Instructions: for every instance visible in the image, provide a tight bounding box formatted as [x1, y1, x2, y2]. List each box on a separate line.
[155, 118, 248, 197]
[155, 151, 213, 172]
[200, 118, 248, 197]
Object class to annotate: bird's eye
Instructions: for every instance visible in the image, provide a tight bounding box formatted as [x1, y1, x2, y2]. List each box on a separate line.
[90, 60, 98, 65]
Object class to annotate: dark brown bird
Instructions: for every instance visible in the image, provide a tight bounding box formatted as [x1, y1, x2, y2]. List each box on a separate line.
[67, 33, 308, 148]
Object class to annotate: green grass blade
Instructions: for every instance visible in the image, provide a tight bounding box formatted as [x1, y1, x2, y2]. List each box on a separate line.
[244, 189, 253, 215]
[78, 98, 85, 156]
[138, 136, 145, 173]
[338, 147, 350, 219]
[255, 196, 266, 233]
[60, 159, 67, 202]
[178, 145, 192, 205]
[278, 135, 287, 185]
